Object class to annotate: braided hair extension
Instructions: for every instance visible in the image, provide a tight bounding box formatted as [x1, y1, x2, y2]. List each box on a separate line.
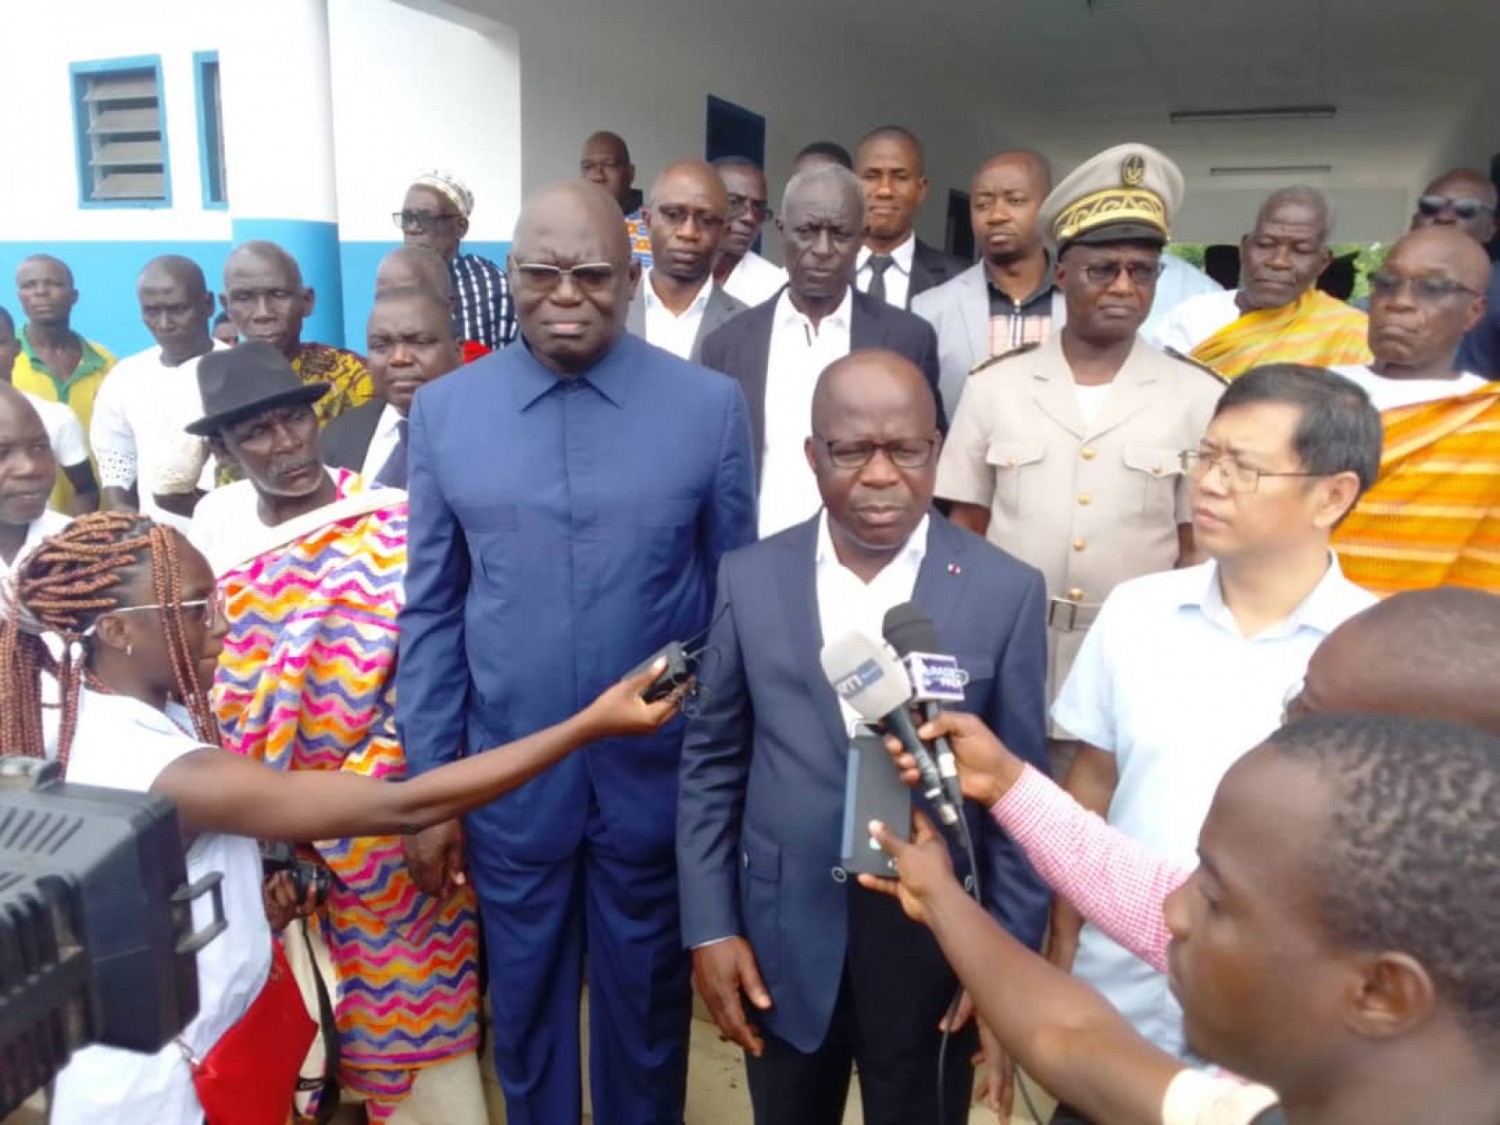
[0, 512, 218, 771]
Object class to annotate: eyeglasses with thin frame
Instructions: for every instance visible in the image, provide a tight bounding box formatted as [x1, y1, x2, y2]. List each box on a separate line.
[392, 210, 461, 233]
[1180, 449, 1322, 494]
[1368, 271, 1482, 303]
[92, 589, 226, 633]
[814, 435, 937, 470]
[1080, 260, 1165, 287]
[512, 261, 618, 293]
[726, 194, 773, 222]
[650, 205, 726, 232]
[1416, 194, 1495, 221]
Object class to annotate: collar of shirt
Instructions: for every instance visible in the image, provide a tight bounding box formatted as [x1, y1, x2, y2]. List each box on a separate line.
[511, 332, 635, 411]
[1183, 552, 1369, 641]
[857, 233, 916, 277]
[815, 509, 930, 578]
[375, 401, 406, 439]
[775, 285, 854, 337]
[642, 270, 712, 317]
[986, 253, 1057, 312]
[18, 329, 111, 379]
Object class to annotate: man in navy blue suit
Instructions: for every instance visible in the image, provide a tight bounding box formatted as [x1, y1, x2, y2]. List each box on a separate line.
[678, 348, 1051, 1124]
[396, 179, 756, 1125]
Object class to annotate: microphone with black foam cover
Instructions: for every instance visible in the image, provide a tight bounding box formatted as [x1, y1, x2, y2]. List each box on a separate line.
[819, 631, 960, 828]
[883, 603, 967, 810]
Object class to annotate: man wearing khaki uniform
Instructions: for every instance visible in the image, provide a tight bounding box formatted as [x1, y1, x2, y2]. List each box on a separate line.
[937, 142, 1223, 749]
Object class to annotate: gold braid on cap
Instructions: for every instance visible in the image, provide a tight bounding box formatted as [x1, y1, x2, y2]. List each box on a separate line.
[1052, 188, 1168, 246]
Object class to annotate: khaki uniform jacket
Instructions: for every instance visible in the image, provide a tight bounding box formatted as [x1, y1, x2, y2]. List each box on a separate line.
[936, 332, 1224, 713]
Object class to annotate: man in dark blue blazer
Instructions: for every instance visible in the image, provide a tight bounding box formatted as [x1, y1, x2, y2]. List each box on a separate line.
[396, 180, 756, 1125]
[697, 163, 946, 538]
[678, 348, 1050, 1124]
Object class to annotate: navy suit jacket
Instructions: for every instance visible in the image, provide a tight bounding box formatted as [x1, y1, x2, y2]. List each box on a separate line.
[397, 333, 757, 862]
[677, 513, 1051, 1051]
[697, 287, 947, 481]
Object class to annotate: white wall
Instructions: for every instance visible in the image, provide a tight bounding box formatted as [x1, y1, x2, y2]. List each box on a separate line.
[328, 0, 522, 244]
[0, 0, 231, 242]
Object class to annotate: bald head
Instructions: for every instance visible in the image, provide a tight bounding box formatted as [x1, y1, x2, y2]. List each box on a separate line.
[221, 240, 312, 357]
[812, 348, 937, 432]
[376, 245, 453, 303]
[509, 180, 639, 376]
[139, 254, 206, 296]
[1366, 225, 1491, 373]
[580, 131, 636, 210]
[1298, 588, 1500, 736]
[645, 161, 730, 284]
[18, 254, 73, 288]
[137, 254, 214, 362]
[1414, 168, 1498, 243]
[976, 150, 1052, 194]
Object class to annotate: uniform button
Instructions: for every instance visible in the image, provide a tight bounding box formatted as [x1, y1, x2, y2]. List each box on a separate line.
[1077, 493, 1091, 506]
[1002, 458, 1017, 468]
[1067, 587, 1084, 601]
[1151, 465, 1163, 476]
[1080, 447, 1097, 461]
[1072, 538, 1086, 551]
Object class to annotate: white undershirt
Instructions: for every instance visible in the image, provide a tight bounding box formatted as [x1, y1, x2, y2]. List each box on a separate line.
[1330, 364, 1488, 412]
[1073, 381, 1115, 430]
[359, 403, 407, 481]
[642, 270, 713, 359]
[758, 287, 854, 538]
[856, 233, 916, 309]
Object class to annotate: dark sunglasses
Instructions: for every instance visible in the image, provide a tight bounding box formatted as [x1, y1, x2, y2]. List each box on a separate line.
[1417, 194, 1495, 221]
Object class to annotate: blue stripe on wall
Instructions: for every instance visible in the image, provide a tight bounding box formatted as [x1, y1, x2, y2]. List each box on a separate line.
[0, 236, 511, 358]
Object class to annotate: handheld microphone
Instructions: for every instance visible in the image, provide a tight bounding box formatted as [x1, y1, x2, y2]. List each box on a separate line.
[883, 603, 966, 809]
[818, 632, 960, 828]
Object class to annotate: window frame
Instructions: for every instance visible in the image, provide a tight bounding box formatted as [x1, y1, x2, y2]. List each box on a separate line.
[70, 54, 172, 210]
[193, 51, 227, 209]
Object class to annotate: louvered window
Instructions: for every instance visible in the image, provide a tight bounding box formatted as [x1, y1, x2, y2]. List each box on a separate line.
[73, 64, 167, 203]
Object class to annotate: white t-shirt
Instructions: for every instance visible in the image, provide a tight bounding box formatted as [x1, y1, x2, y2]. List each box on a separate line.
[47, 691, 270, 1125]
[21, 390, 89, 468]
[0, 508, 71, 579]
[1073, 381, 1115, 430]
[89, 343, 224, 531]
[1145, 288, 1243, 355]
[1141, 255, 1224, 344]
[1330, 364, 1488, 412]
[1051, 557, 1375, 1057]
[186, 478, 265, 575]
[721, 250, 786, 308]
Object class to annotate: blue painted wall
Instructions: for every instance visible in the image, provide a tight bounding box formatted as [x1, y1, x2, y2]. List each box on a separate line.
[0, 236, 512, 357]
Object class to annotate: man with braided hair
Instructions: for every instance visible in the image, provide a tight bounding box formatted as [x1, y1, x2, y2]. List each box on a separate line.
[185, 340, 488, 1121]
[0, 512, 684, 1125]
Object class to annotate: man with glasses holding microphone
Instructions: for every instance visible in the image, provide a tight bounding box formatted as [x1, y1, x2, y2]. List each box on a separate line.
[395, 170, 518, 351]
[395, 178, 756, 1125]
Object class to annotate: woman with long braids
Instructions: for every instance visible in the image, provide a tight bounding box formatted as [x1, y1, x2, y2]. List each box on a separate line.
[0, 511, 682, 1125]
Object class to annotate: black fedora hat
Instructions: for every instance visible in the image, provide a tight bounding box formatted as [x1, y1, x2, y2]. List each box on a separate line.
[186, 340, 331, 436]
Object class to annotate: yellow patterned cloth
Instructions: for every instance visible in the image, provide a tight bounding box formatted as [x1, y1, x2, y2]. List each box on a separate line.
[1191, 288, 1373, 379]
[1334, 382, 1500, 596]
[213, 471, 480, 1119]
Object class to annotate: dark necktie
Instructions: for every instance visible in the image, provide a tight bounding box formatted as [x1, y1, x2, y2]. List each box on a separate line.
[866, 254, 894, 304]
[374, 417, 408, 489]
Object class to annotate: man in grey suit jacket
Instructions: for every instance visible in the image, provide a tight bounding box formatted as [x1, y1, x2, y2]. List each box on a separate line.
[914, 150, 1063, 419]
[625, 159, 748, 362]
[678, 349, 1049, 1125]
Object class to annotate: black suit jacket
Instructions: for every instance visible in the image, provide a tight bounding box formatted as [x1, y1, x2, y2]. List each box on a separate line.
[908, 238, 969, 306]
[697, 287, 946, 481]
[319, 399, 384, 472]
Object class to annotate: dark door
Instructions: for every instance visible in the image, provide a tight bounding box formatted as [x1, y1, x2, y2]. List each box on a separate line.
[705, 96, 765, 165]
[946, 189, 976, 261]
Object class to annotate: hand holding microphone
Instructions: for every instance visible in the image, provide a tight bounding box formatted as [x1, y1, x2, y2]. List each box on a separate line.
[880, 711, 1028, 809]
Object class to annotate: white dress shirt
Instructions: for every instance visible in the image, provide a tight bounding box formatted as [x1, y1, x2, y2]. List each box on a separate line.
[642, 269, 713, 359]
[758, 287, 854, 538]
[22, 391, 88, 469]
[816, 510, 929, 735]
[360, 402, 407, 481]
[1051, 555, 1375, 1058]
[856, 234, 916, 310]
[0, 508, 70, 579]
[90, 341, 225, 530]
[1141, 254, 1224, 343]
[1330, 364, 1488, 411]
[721, 250, 786, 308]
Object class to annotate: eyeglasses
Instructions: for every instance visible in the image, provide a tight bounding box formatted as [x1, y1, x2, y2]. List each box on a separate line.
[815, 436, 937, 470]
[393, 210, 461, 233]
[650, 205, 726, 232]
[579, 158, 626, 175]
[1368, 271, 1482, 303]
[512, 261, 618, 293]
[1080, 260, 1164, 287]
[1416, 194, 1495, 221]
[100, 589, 225, 630]
[1180, 449, 1322, 493]
[726, 194, 773, 222]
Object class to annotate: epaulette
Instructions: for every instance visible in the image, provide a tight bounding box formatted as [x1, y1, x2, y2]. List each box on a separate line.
[969, 341, 1040, 377]
[1163, 346, 1228, 385]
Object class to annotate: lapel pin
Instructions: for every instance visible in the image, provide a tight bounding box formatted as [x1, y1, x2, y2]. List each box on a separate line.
[947, 563, 962, 576]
